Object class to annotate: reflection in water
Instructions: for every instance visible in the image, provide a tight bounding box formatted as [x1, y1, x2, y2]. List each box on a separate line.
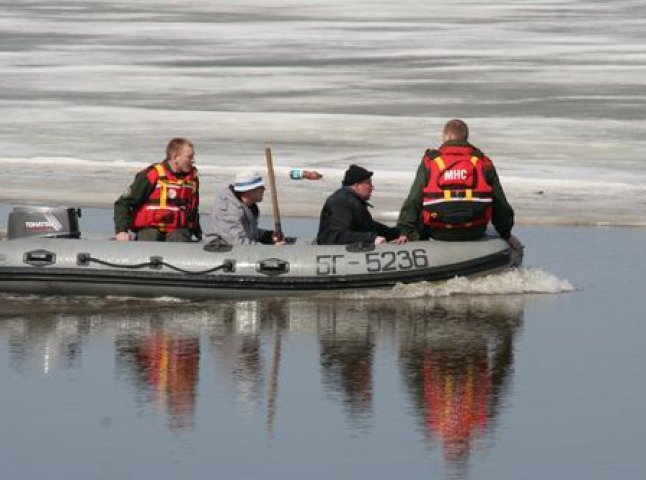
[3, 314, 94, 374]
[318, 303, 375, 425]
[396, 296, 522, 476]
[0, 292, 523, 473]
[115, 318, 200, 431]
[208, 301, 265, 415]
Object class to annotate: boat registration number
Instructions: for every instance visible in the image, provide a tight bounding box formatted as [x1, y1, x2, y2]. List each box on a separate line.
[316, 249, 429, 275]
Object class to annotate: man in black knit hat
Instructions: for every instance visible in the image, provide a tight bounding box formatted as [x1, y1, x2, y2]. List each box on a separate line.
[316, 164, 402, 245]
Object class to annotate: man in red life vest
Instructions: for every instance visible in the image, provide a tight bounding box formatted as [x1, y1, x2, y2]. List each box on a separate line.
[114, 138, 201, 242]
[397, 119, 522, 251]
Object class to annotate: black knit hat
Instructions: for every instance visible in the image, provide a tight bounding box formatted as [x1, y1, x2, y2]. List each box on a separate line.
[342, 164, 373, 186]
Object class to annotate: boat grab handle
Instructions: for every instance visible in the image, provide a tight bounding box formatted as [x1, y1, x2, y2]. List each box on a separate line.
[345, 243, 375, 253]
[23, 249, 57, 267]
[256, 258, 290, 276]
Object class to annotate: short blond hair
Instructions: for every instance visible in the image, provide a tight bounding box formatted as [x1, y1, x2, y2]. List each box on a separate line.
[443, 119, 469, 141]
[165, 138, 193, 160]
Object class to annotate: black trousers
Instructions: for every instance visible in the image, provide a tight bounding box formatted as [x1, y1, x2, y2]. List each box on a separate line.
[135, 227, 192, 242]
[423, 225, 487, 241]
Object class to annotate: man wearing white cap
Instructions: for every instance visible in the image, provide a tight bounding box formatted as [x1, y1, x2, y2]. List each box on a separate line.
[210, 170, 284, 245]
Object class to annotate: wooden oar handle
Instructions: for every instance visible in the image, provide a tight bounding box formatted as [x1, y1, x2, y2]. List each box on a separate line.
[265, 147, 284, 241]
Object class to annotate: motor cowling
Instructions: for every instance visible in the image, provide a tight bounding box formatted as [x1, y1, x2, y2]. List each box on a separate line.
[7, 206, 81, 240]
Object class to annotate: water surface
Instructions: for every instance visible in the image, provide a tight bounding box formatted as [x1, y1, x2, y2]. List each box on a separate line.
[1, 226, 644, 479]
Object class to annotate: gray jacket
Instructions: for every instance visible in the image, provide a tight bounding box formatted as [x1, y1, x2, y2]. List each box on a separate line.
[209, 186, 270, 244]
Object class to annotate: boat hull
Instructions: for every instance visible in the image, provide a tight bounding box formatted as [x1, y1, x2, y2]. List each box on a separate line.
[0, 236, 521, 299]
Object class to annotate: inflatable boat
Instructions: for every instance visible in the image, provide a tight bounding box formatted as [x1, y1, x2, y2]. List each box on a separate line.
[0, 206, 522, 299]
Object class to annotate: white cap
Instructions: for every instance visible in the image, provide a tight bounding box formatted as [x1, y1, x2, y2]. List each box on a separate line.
[233, 170, 265, 192]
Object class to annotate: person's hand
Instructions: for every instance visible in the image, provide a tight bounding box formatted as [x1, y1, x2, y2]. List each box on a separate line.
[506, 234, 524, 252]
[272, 234, 286, 246]
[116, 231, 132, 242]
[374, 236, 387, 245]
[392, 235, 408, 245]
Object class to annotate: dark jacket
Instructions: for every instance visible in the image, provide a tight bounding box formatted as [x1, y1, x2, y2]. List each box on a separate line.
[316, 187, 399, 245]
[397, 140, 514, 241]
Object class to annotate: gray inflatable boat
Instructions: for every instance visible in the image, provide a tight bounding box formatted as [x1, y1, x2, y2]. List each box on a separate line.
[0, 206, 522, 299]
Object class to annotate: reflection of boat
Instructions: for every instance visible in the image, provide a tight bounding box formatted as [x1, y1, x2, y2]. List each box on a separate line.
[0, 206, 522, 299]
[0, 293, 523, 470]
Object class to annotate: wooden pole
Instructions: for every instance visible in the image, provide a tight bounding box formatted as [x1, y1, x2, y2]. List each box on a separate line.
[264, 146, 284, 241]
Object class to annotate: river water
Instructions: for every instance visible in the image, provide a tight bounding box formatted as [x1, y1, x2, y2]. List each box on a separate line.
[1, 224, 645, 479]
[1, 1, 646, 479]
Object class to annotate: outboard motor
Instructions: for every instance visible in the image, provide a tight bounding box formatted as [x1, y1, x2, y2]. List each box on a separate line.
[7, 205, 81, 240]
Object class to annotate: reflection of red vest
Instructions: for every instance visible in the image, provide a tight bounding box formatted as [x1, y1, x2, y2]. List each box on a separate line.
[131, 163, 199, 232]
[423, 351, 490, 461]
[422, 145, 493, 229]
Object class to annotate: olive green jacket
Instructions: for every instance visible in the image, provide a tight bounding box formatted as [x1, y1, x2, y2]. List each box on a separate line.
[397, 142, 514, 241]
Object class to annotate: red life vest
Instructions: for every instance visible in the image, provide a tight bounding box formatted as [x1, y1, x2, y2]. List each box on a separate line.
[131, 163, 199, 232]
[422, 145, 493, 229]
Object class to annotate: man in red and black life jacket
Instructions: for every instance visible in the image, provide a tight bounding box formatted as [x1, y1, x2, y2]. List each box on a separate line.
[114, 138, 202, 242]
[396, 119, 522, 251]
[316, 164, 406, 245]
